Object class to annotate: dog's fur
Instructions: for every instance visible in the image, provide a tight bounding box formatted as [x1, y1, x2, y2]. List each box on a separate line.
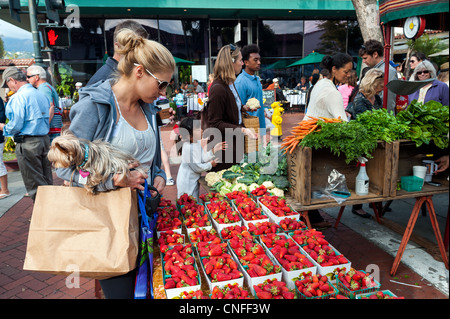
[48, 130, 142, 194]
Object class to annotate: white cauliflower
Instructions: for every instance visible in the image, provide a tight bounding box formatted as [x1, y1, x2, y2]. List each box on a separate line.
[270, 188, 284, 197]
[246, 97, 260, 111]
[248, 183, 259, 192]
[262, 181, 275, 190]
[232, 183, 248, 192]
[205, 172, 221, 187]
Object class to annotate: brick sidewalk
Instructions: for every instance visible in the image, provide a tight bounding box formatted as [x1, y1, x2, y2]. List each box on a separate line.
[0, 110, 447, 299]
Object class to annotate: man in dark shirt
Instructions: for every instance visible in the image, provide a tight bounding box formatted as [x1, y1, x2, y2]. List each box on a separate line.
[86, 20, 149, 87]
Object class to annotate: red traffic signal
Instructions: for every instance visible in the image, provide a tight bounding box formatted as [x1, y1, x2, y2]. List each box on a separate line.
[44, 26, 71, 48]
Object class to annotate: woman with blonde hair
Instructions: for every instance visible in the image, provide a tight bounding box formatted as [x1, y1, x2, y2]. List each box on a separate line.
[202, 44, 257, 171]
[56, 28, 175, 298]
[351, 68, 384, 117]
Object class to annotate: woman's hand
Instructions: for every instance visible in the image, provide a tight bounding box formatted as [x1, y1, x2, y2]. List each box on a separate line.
[113, 162, 148, 191]
[152, 175, 166, 196]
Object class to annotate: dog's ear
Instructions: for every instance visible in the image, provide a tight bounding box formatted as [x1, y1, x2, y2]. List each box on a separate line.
[54, 141, 70, 155]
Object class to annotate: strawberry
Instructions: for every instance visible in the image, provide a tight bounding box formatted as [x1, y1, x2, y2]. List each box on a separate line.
[256, 291, 273, 299]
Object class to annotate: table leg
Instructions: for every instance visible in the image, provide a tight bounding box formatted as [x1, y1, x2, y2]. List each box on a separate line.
[445, 208, 449, 252]
[369, 202, 381, 223]
[300, 211, 311, 229]
[423, 196, 449, 269]
[390, 196, 425, 276]
[334, 206, 346, 229]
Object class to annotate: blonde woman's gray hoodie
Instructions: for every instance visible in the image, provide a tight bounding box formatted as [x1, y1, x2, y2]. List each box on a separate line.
[55, 79, 166, 191]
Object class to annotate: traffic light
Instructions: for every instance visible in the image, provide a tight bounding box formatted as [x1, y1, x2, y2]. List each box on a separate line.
[44, 26, 71, 48]
[0, 0, 22, 22]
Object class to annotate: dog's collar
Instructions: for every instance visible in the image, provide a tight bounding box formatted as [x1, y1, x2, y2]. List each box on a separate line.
[79, 143, 89, 168]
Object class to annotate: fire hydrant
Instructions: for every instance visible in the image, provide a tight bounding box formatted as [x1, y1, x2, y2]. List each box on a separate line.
[270, 101, 284, 138]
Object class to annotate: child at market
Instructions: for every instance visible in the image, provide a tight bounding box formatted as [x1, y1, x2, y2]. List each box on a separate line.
[176, 117, 227, 201]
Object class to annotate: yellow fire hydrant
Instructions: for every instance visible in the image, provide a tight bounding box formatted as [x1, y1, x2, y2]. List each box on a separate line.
[270, 101, 284, 137]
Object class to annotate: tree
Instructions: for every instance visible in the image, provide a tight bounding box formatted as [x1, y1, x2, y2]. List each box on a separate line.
[0, 36, 5, 58]
[351, 0, 383, 43]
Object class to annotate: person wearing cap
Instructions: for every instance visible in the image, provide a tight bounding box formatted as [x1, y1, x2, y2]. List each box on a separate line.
[266, 78, 277, 90]
[0, 66, 53, 201]
[26, 65, 63, 143]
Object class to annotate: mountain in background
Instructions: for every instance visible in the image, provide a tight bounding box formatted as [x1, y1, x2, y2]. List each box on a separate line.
[1, 36, 33, 53]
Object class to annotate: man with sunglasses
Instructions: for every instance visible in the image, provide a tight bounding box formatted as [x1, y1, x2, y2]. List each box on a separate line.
[359, 40, 398, 113]
[0, 66, 53, 201]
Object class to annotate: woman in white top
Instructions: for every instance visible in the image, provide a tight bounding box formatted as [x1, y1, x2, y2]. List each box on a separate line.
[305, 53, 353, 122]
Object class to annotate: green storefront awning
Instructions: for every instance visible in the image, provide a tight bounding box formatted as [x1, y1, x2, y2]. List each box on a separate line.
[379, 0, 449, 24]
[6, 0, 357, 19]
[174, 57, 194, 65]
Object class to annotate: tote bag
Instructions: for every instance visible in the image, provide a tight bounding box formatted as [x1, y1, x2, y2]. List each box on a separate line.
[134, 181, 158, 299]
[23, 185, 139, 279]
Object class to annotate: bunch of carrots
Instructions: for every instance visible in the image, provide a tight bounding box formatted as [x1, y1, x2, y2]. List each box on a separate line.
[281, 116, 342, 154]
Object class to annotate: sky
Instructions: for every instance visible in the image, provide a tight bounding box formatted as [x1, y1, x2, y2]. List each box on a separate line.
[0, 19, 32, 39]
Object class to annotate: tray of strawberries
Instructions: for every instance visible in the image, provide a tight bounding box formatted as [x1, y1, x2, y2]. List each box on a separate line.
[258, 195, 300, 223]
[197, 242, 244, 290]
[205, 200, 241, 231]
[188, 228, 221, 247]
[231, 197, 270, 227]
[219, 224, 252, 241]
[156, 202, 182, 235]
[161, 244, 202, 299]
[247, 221, 281, 236]
[211, 283, 252, 299]
[253, 279, 295, 299]
[294, 272, 338, 299]
[228, 236, 282, 291]
[259, 233, 317, 289]
[336, 268, 381, 298]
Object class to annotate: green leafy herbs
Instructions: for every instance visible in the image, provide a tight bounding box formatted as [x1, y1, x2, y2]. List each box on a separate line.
[396, 100, 449, 149]
[355, 108, 410, 143]
[299, 120, 378, 164]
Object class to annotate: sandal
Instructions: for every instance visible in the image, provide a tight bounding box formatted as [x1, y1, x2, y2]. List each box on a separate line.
[352, 209, 372, 219]
[0, 193, 11, 200]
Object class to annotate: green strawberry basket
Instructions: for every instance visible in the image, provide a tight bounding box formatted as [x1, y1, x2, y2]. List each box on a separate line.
[336, 270, 381, 299]
[295, 281, 338, 299]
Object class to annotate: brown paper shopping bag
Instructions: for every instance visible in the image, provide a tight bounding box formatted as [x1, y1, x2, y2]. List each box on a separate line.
[23, 185, 139, 279]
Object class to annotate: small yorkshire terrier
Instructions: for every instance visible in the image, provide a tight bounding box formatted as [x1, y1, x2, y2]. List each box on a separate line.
[48, 130, 143, 194]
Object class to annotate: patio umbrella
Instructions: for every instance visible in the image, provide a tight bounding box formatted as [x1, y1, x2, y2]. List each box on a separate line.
[173, 57, 195, 65]
[287, 52, 325, 68]
[264, 59, 297, 70]
[429, 48, 449, 57]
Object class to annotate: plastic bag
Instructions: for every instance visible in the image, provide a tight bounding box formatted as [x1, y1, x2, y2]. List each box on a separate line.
[313, 169, 350, 204]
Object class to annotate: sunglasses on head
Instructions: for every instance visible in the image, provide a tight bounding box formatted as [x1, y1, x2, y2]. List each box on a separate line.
[417, 70, 429, 75]
[133, 63, 169, 91]
[229, 44, 236, 53]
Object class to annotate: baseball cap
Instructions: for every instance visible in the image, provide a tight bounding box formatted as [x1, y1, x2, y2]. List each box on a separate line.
[389, 61, 399, 68]
[273, 78, 279, 82]
[1, 66, 22, 88]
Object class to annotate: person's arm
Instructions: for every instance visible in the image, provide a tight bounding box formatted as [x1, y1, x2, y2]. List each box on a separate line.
[435, 155, 449, 174]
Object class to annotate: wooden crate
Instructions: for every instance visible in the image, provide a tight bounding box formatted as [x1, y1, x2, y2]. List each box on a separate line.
[390, 140, 449, 196]
[287, 142, 394, 206]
